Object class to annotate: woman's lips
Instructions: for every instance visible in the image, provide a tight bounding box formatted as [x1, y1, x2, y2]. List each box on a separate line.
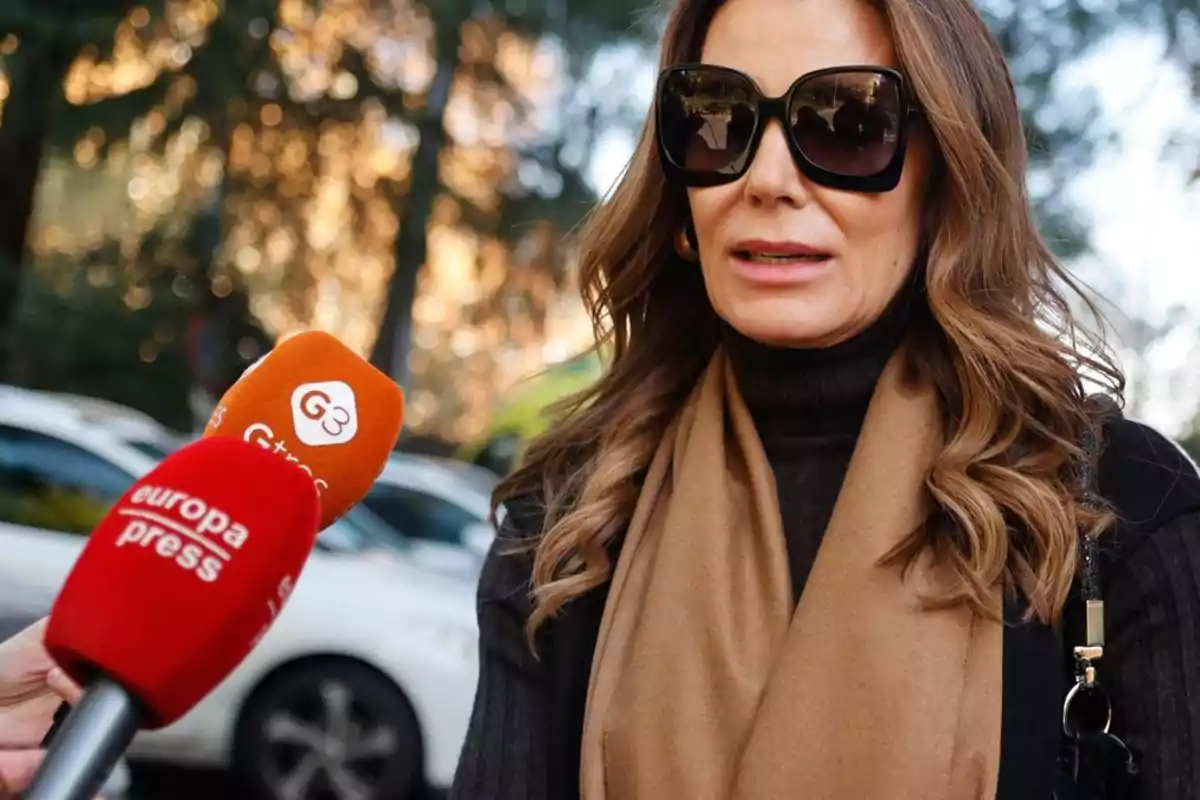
[729, 249, 833, 285]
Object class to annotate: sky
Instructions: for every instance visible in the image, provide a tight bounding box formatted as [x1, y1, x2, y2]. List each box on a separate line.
[581, 27, 1200, 435]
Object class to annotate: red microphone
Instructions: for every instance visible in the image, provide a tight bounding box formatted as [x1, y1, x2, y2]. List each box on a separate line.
[27, 437, 320, 800]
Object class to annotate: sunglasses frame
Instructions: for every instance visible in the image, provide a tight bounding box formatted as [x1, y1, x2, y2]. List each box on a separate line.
[655, 63, 916, 193]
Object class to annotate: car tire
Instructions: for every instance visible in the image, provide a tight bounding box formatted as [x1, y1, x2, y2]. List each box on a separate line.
[233, 659, 424, 800]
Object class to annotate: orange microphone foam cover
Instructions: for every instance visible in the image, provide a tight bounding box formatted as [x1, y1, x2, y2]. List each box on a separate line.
[203, 330, 404, 529]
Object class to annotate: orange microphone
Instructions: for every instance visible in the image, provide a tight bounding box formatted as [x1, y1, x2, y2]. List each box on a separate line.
[203, 330, 404, 529]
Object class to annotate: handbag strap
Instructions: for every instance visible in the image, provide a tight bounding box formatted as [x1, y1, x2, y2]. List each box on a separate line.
[1063, 394, 1118, 737]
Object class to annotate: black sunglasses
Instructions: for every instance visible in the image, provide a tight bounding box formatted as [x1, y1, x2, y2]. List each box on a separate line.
[655, 64, 916, 193]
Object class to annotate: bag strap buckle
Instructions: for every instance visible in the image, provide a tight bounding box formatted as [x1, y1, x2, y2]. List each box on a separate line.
[1062, 596, 1113, 736]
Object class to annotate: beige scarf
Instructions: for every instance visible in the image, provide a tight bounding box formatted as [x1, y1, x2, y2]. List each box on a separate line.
[579, 344, 1003, 800]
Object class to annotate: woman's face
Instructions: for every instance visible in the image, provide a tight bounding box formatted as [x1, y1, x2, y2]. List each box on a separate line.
[688, 0, 931, 348]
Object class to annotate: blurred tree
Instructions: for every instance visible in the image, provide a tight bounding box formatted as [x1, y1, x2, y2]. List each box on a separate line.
[11, 0, 650, 401]
[368, 0, 655, 389]
[987, 0, 1200, 251]
[1179, 422, 1200, 463]
[3, 0, 1198, 435]
[9, 229, 195, 429]
[981, 1, 1132, 259]
[8, 206, 269, 429]
[0, 0, 144, 376]
[181, 189, 273, 422]
[1179, 439, 1200, 463]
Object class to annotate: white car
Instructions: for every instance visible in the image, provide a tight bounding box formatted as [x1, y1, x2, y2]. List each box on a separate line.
[0, 385, 480, 798]
[361, 454, 501, 580]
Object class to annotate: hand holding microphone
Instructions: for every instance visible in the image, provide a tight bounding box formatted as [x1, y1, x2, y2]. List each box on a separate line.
[23, 331, 405, 800]
[0, 620, 80, 797]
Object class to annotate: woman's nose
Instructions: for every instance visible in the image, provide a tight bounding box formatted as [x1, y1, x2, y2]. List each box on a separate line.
[742, 119, 811, 208]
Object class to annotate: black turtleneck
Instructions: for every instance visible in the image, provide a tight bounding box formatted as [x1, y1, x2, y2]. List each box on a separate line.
[722, 290, 911, 601]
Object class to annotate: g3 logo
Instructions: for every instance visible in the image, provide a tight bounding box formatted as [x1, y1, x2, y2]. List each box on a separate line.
[290, 381, 359, 446]
[297, 389, 353, 436]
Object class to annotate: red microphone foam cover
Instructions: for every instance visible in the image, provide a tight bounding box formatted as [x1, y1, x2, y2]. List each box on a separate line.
[203, 330, 404, 529]
[44, 437, 320, 728]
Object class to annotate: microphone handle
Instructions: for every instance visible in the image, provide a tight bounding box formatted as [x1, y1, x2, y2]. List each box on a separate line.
[23, 677, 140, 800]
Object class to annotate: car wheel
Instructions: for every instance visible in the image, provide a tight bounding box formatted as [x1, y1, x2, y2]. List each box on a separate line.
[234, 660, 424, 800]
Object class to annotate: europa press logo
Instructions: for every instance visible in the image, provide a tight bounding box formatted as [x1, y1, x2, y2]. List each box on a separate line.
[290, 381, 358, 446]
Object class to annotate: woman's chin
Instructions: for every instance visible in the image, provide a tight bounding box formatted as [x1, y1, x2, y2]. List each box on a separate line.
[723, 304, 847, 349]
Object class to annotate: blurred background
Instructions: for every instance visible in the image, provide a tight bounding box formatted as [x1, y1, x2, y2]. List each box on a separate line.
[0, 0, 1199, 798]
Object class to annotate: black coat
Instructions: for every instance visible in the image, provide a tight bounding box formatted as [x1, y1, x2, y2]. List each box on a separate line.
[451, 416, 1200, 800]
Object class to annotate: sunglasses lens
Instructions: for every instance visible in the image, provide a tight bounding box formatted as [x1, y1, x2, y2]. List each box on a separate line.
[789, 71, 903, 177]
[658, 69, 759, 176]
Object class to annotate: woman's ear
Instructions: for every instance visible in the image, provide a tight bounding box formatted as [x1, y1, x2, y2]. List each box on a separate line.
[675, 218, 699, 261]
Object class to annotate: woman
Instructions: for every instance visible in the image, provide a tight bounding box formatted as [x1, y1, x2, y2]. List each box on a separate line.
[453, 0, 1200, 797]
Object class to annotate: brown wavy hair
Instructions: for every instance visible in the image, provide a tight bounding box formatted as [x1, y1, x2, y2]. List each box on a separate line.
[493, 0, 1124, 646]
